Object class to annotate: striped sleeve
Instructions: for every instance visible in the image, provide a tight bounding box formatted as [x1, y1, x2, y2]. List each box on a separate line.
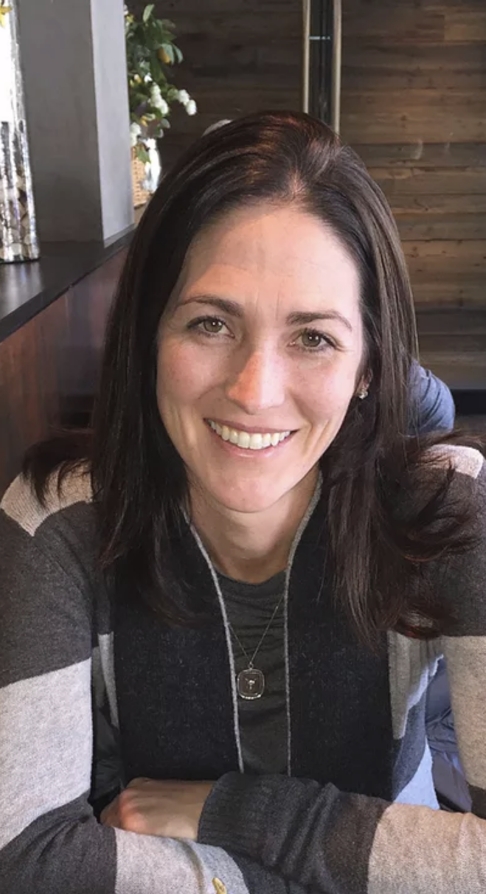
[0, 473, 250, 894]
[199, 447, 486, 893]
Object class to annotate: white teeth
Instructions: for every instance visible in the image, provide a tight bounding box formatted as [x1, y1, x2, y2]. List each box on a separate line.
[208, 421, 291, 451]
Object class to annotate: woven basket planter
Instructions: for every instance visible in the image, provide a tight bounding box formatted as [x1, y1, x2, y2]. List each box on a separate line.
[131, 148, 151, 208]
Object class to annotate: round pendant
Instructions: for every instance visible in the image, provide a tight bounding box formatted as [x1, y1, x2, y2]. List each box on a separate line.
[237, 667, 265, 700]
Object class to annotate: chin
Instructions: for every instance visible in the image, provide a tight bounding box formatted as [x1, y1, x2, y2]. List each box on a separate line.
[207, 479, 292, 515]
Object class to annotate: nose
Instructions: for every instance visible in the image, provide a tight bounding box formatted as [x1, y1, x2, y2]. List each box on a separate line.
[225, 345, 286, 414]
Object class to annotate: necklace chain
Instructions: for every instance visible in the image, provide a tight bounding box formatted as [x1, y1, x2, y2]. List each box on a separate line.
[229, 593, 284, 669]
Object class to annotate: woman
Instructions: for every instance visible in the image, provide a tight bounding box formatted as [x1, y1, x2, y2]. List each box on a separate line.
[1, 111, 485, 894]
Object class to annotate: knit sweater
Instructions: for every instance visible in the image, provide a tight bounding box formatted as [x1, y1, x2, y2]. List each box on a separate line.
[1, 444, 486, 894]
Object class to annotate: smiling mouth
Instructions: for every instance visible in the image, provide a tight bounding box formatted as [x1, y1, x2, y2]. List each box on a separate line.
[207, 420, 293, 451]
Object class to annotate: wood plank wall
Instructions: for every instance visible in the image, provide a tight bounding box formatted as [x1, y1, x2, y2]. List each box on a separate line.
[340, 0, 486, 308]
[131, 0, 302, 170]
[131, 0, 485, 311]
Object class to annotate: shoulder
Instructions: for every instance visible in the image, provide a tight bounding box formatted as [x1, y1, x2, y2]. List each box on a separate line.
[424, 446, 486, 634]
[1, 463, 93, 537]
[425, 444, 484, 481]
[420, 444, 486, 524]
[0, 465, 105, 628]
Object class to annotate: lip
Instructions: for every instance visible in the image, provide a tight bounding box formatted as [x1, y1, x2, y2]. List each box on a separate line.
[205, 417, 297, 435]
[206, 422, 295, 456]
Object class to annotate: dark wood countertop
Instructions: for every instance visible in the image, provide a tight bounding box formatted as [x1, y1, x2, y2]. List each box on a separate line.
[0, 229, 134, 344]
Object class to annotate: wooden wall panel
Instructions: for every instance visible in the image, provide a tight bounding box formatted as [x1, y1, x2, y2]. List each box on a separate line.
[344, 92, 486, 143]
[395, 215, 486, 241]
[445, 9, 486, 42]
[343, 44, 486, 91]
[131, 0, 302, 170]
[372, 167, 486, 197]
[129, 0, 485, 314]
[340, 0, 486, 309]
[129, 0, 486, 312]
[0, 250, 126, 494]
[354, 142, 486, 168]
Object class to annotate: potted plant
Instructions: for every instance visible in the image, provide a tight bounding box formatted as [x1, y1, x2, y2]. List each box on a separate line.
[125, 3, 197, 201]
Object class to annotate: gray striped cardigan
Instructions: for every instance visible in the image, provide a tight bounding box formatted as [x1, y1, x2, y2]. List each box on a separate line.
[1, 444, 486, 893]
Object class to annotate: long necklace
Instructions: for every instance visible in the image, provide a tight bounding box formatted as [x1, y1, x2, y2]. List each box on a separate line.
[229, 595, 284, 700]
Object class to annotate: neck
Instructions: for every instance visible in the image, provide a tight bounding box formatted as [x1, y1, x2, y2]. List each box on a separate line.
[189, 470, 318, 583]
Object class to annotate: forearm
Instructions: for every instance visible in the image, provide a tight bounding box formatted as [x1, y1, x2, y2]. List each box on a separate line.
[0, 500, 245, 894]
[199, 771, 486, 894]
[0, 805, 253, 894]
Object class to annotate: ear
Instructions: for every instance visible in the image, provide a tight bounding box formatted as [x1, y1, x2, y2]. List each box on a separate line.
[356, 371, 372, 400]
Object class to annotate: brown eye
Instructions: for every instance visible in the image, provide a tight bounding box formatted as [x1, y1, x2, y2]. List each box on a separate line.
[187, 315, 233, 338]
[201, 318, 225, 334]
[301, 330, 325, 349]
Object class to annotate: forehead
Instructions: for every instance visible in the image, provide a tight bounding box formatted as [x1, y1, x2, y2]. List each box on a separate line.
[174, 203, 362, 316]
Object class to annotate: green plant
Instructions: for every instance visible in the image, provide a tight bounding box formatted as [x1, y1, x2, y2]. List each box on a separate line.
[125, 3, 197, 162]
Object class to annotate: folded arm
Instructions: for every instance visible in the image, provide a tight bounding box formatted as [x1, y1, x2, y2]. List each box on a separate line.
[0, 479, 253, 894]
[198, 449, 486, 893]
[199, 769, 486, 894]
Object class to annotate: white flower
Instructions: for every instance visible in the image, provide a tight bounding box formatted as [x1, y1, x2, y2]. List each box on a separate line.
[149, 85, 169, 113]
[129, 121, 142, 147]
[144, 74, 153, 84]
[156, 96, 169, 115]
[177, 89, 190, 105]
[185, 99, 197, 116]
[145, 138, 157, 150]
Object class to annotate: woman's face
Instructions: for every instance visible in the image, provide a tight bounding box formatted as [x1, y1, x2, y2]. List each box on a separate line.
[157, 202, 366, 514]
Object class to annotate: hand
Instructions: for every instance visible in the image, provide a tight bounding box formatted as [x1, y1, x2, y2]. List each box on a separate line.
[100, 777, 214, 839]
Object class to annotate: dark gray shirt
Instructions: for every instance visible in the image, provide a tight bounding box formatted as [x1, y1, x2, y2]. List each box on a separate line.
[218, 570, 287, 774]
[218, 365, 455, 775]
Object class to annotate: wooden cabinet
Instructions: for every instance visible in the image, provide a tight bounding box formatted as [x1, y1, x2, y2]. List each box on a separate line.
[0, 249, 127, 495]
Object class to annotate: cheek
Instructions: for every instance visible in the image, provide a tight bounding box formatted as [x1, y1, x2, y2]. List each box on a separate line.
[157, 342, 192, 412]
[156, 340, 216, 416]
[297, 363, 358, 422]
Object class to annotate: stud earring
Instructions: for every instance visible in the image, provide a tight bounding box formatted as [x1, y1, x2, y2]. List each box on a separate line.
[357, 387, 369, 400]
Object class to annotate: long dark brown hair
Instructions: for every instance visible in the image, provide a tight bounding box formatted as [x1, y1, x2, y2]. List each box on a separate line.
[24, 111, 481, 648]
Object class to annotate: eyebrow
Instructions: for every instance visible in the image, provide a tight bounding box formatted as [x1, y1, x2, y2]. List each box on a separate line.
[178, 296, 354, 332]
